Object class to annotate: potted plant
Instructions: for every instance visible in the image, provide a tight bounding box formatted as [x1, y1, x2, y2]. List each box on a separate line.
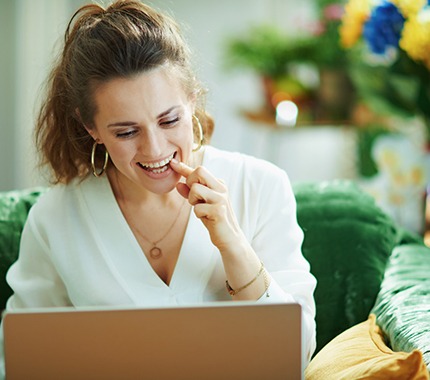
[224, 6, 357, 124]
[224, 25, 318, 119]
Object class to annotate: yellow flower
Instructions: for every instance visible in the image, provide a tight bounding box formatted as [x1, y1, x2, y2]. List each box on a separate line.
[400, 10, 430, 69]
[390, 0, 426, 17]
[340, 0, 372, 48]
[410, 166, 425, 186]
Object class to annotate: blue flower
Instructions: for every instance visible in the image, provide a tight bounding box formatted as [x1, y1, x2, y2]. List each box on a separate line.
[363, 1, 405, 55]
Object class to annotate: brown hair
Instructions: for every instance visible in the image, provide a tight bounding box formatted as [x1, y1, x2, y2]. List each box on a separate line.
[35, 0, 213, 184]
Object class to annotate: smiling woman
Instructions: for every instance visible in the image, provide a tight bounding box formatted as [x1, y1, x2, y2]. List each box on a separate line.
[88, 68, 195, 195]
[1, 1, 317, 377]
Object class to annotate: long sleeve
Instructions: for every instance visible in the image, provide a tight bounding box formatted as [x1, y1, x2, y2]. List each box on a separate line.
[203, 146, 317, 364]
[5, 210, 72, 310]
[251, 165, 317, 365]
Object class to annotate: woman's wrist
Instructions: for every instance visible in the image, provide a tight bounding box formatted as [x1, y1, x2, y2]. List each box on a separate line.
[225, 261, 271, 299]
[220, 237, 269, 300]
[226, 261, 264, 296]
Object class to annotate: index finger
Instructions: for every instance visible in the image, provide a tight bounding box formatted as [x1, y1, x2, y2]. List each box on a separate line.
[170, 158, 193, 178]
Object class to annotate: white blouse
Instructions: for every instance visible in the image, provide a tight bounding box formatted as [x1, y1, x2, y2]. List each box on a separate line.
[1, 146, 316, 376]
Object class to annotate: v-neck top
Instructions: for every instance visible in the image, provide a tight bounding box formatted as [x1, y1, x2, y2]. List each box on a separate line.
[81, 163, 215, 305]
[3, 146, 317, 361]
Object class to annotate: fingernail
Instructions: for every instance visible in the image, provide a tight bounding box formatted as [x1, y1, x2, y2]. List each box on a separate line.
[170, 158, 179, 165]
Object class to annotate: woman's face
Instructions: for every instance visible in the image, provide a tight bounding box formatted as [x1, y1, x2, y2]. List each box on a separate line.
[89, 67, 195, 195]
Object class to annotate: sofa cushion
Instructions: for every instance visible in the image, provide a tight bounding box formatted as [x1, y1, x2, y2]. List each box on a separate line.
[294, 180, 399, 354]
[372, 244, 430, 371]
[0, 188, 45, 310]
[305, 314, 429, 380]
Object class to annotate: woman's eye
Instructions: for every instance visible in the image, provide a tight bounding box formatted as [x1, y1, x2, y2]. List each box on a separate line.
[116, 130, 137, 138]
[160, 117, 179, 127]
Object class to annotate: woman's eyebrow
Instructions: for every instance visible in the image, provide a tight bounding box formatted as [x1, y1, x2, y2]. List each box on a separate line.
[157, 105, 180, 118]
[107, 121, 138, 128]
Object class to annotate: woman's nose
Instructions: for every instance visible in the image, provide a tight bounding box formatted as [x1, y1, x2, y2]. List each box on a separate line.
[139, 128, 165, 157]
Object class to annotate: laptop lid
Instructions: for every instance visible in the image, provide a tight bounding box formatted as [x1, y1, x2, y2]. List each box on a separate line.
[3, 302, 302, 380]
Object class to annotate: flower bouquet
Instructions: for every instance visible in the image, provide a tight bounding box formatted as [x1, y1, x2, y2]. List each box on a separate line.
[340, 0, 430, 142]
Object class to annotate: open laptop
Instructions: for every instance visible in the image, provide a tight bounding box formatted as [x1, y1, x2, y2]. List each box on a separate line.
[3, 302, 303, 380]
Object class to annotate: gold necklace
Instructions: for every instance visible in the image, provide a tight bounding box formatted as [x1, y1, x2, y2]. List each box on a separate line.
[114, 171, 187, 259]
[132, 198, 186, 259]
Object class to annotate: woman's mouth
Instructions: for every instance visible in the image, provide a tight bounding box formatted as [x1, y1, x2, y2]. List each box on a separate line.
[137, 152, 176, 174]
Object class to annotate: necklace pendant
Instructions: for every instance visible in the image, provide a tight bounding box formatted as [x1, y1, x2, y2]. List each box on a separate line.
[149, 246, 162, 259]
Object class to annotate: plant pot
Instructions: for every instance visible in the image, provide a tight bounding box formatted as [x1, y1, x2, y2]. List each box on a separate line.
[316, 68, 355, 123]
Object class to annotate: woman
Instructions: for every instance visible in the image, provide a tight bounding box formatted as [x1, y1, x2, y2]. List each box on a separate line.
[1, 0, 316, 374]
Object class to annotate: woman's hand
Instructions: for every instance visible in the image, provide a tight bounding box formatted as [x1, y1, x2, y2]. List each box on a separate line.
[170, 158, 268, 300]
[170, 158, 246, 256]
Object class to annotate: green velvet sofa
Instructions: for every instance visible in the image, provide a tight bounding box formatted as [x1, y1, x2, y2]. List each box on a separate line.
[1, 181, 429, 375]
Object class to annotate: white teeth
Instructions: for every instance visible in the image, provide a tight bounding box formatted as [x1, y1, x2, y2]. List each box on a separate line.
[152, 166, 169, 174]
[140, 153, 174, 169]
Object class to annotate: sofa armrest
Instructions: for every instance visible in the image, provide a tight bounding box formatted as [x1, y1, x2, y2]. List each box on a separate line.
[372, 244, 430, 371]
[294, 180, 399, 354]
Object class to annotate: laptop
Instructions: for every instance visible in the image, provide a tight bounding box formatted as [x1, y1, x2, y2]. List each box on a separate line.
[3, 302, 303, 380]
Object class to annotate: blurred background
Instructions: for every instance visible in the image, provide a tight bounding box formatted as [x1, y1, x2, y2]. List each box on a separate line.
[1, 0, 429, 238]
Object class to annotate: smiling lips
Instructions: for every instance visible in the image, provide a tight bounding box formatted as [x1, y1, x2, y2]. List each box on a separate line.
[137, 152, 175, 174]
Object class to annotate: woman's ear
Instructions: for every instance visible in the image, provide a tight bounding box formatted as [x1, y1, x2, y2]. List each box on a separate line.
[85, 127, 99, 142]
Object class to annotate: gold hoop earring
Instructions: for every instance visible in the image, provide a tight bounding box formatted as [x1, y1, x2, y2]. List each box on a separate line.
[91, 141, 109, 177]
[192, 114, 204, 152]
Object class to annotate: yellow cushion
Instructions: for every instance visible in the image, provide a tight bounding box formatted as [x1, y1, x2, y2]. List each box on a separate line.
[305, 314, 429, 380]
